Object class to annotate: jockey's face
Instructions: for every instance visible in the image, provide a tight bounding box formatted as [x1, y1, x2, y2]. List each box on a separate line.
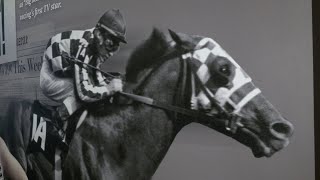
[93, 28, 121, 60]
[102, 33, 120, 53]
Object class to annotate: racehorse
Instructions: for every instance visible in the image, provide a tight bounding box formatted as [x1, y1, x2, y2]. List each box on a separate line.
[0, 28, 294, 180]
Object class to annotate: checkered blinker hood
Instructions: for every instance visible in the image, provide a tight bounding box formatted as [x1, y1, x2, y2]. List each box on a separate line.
[181, 37, 261, 115]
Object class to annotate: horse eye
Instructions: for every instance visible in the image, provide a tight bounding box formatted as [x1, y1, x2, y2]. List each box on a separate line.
[219, 65, 230, 75]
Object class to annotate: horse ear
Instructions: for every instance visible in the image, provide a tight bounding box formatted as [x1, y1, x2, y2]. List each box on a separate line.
[168, 29, 196, 51]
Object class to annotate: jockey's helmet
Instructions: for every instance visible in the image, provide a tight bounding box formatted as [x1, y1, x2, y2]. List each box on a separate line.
[96, 9, 127, 44]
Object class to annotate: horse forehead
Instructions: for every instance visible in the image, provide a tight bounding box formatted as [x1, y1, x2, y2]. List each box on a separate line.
[195, 37, 250, 79]
[196, 38, 237, 66]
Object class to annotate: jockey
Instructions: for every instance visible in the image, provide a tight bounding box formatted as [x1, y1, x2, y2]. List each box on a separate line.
[40, 9, 126, 123]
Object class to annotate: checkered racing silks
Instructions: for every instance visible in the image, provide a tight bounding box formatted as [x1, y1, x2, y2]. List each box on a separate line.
[182, 37, 261, 115]
[41, 28, 114, 105]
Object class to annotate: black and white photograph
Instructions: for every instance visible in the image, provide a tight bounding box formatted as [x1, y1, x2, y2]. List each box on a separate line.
[0, 0, 315, 180]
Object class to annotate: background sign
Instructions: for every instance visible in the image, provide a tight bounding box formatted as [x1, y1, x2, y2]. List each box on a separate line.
[0, 0, 17, 63]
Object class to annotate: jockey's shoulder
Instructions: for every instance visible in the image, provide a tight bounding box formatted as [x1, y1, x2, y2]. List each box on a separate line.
[47, 28, 95, 48]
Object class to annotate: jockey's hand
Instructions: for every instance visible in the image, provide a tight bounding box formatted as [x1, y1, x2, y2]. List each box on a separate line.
[104, 72, 124, 82]
[109, 78, 123, 93]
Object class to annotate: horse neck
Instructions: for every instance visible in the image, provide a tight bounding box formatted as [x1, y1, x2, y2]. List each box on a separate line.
[122, 58, 185, 175]
[138, 57, 189, 131]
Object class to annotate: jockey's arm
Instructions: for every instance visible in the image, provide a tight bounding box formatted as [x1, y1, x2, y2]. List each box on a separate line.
[0, 137, 28, 180]
[74, 55, 123, 103]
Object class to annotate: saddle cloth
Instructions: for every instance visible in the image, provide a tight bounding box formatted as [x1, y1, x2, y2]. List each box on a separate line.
[27, 100, 82, 166]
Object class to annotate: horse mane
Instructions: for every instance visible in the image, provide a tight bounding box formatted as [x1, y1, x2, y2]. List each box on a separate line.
[125, 28, 172, 82]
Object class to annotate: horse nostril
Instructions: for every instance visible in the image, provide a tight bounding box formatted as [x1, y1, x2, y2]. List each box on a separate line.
[270, 121, 294, 139]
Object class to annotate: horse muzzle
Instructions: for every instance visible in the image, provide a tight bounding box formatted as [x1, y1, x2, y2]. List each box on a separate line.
[233, 117, 294, 158]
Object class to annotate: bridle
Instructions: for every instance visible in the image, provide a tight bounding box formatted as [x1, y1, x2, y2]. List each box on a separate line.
[119, 47, 244, 134]
[186, 59, 244, 133]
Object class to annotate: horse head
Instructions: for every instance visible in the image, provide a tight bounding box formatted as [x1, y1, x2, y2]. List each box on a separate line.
[167, 29, 294, 158]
